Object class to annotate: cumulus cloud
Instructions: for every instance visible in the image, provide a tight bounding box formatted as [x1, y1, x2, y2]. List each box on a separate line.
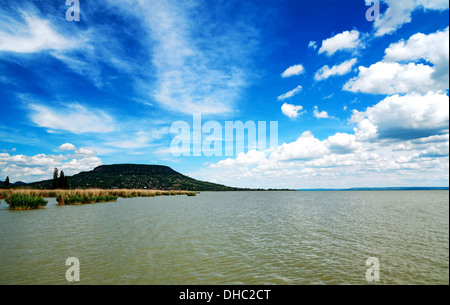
[313, 106, 330, 119]
[314, 58, 357, 81]
[353, 119, 378, 141]
[325, 133, 359, 154]
[212, 150, 268, 169]
[418, 141, 449, 158]
[318, 30, 361, 56]
[185, 21, 450, 189]
[271, 132, 329, 161]
[281, 103, 304, 119]
[343, 62, 437, 94]
[384, 27, 449, 88]
[344, 28, 449, 95]
[281, 64, 305, 78]
[198, 141, 448, 189]
[384, 27, 449, 64]
[0, 150, 102, 183]
[351, 92, 449, 141]
[372, 0, 449, 36]
[197, 90, 449, 188]
[58, 143, 77, 151]
[199, 125, 448, 189]
[277, 85, 303, 101]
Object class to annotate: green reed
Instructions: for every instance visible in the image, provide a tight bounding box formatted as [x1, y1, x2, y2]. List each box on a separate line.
[5, 193, 48, 210]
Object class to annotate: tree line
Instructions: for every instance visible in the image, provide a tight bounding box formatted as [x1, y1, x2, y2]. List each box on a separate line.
[52, 168, 70, 190]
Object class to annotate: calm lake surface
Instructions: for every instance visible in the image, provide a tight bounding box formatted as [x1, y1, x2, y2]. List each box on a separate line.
[0, 191, 448, 285]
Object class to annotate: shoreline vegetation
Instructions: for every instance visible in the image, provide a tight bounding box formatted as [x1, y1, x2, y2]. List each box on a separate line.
[0, 189, 197, 210]
[4, 193, 48, 210]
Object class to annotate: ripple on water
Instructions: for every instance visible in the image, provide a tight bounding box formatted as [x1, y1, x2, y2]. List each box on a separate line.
[0, 191, 448, 285]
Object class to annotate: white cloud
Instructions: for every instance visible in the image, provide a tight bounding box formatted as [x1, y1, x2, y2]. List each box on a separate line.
[28, 103, 115, 134]
[199, 131, 446, 188]
[373, 0, 449, 36]
[343, 62, 438, 95]
[351, 92, 449, 140]
[418, 141, 449, 158]
[345, 28, 449, 95]
[212, 150, 268, 169]
[272, 131, 330, 161]
[2, 1, 257, 113]
[0, 12, 81, 53]
[198, 128, 448, 189]
[50, 51, 105, 89]
[353, 119, 378, 141]
[325, 133, 359, 154]
[75, 148, 97, 156]
[118, 0, 258, 115]
[196, 91, 449, 189]
[277, 85, 303, 101]
[106, 131, 153, 149]
[0, 150, 102, 183]
[151, 126, 170, 140]
[281, 103, 304, 119]
[318, 30, 360, 56]
[313, 106, 330, 119]
[411, 134, 449, 144]
[384, 27, 449, 64]
[61, 156, 102, 174]
[281, 64, 305, 78]
[308, 41, 317, 50]
[0, 3, 139, 89]
[58, 143, 77, 151]
[384, 27, 449, 88]
[314, 58, 357, 81]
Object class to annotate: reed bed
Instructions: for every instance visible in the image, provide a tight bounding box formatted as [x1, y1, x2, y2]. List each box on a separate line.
[56, 192, 118, 205]
[0, 189, 196, 208]
[4, 193, 47, 210]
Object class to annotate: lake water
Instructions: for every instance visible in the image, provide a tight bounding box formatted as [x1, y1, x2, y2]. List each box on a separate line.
[0, 191, 448, 285]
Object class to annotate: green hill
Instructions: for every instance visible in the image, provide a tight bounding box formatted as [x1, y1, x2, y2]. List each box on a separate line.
[27, 164, 242, 191]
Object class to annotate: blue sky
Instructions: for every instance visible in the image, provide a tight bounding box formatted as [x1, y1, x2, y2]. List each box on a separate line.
[0, 0, 449, 188]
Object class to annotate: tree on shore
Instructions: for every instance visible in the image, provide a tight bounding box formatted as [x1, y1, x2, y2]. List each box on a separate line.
[52, 168, 59, 189]
[52, 168, 70, 189]
[58, 170, 70, 190]
[59, 171, 65, 190]
[63, 175, 70, 190]
[4, 176, 10, 187]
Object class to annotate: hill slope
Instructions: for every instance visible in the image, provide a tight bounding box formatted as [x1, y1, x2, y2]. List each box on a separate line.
[28, 164, 241, 191]
[0, 181, 27, 187]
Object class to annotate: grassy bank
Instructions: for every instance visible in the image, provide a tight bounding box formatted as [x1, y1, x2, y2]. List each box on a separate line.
[56, 192, 119, 205]
[4, 193, 48, 210]
[0, 189, 197, 209]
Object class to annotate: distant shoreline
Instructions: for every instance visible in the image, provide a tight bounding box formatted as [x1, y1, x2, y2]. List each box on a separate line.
[297, 187, 449, 191]
[191, 187, 449, 192]
[1, 186, 448, 192]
